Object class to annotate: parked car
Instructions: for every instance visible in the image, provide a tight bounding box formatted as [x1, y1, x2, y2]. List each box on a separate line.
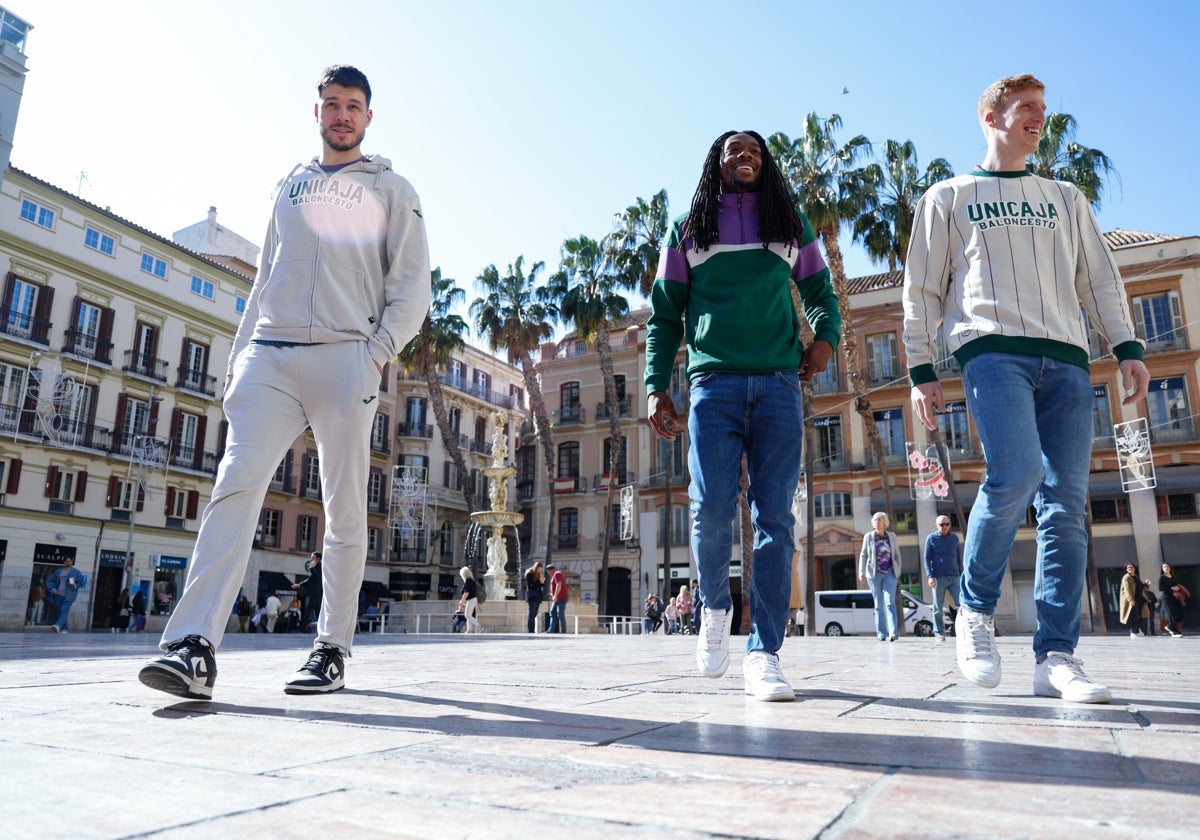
[814, 589, 936, 637]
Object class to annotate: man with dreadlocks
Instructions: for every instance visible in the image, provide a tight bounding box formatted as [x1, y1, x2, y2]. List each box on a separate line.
[645, 131, 840, 701]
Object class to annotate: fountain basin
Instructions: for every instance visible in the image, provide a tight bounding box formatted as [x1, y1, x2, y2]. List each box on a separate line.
[470, 510, 525, 528]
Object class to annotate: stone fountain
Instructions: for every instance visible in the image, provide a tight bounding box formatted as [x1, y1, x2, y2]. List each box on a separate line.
[470, 411, 525, 602]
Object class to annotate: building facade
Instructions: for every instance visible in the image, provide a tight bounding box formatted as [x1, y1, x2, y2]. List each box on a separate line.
[524, 231, 1200, 632]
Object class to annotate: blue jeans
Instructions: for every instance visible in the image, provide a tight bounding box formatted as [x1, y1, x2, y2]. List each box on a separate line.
[931, 574, 961, 636]
[548, 600, 567, 633]
[867, 572, 898, 638]
[687, 371, 803, 656]
[53, 595, 77, 630]
[960, 353, 1093, 658]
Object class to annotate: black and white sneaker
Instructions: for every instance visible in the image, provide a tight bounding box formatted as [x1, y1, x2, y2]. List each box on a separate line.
[284, 643, 345, 694]
[139, 635, 217, 699]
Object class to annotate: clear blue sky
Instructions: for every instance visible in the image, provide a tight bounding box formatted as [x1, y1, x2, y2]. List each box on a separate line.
[13, 0, 1199, 334]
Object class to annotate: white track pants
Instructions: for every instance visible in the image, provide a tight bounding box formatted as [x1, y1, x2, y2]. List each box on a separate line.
[161, 341, 380, 655]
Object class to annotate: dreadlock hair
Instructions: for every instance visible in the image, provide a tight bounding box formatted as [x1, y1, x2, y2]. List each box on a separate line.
[681, 130, 806, 253]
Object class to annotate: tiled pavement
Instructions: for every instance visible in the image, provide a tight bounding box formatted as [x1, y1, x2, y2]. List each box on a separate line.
[1, 628, 1197, 839]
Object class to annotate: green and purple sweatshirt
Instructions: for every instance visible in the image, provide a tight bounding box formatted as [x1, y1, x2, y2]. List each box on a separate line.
[644, 191, 841, 394]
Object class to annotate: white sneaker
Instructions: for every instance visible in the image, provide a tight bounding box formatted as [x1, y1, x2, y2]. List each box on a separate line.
[743, 651, 794, 702]
[955, 605, 1001, 688]
[1129, 630, 1139, 638]
[695, 606, 733, 678]
[935, 634, 947, 642]
[1033, 652, 1112, 704]
[1137, 629, 1145, 637]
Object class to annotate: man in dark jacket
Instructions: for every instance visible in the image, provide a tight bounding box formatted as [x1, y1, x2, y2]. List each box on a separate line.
[924, 517, 962, 641]
[293, 552, 324, 631]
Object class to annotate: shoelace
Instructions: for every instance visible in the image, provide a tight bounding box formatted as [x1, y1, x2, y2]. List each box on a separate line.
[701, 609, 725, 650]
[168, 635, 209, 658]
[1047, 653, 1088, 681]
[746, 653, 783, 682]
[962, 613, 995, 660]
[303, 646, 337, 673]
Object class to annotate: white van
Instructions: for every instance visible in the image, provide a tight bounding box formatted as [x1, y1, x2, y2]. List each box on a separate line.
[814, 589, 937, 637]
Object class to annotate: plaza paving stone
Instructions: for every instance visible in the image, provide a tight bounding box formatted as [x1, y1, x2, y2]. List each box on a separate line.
[0, 628, 1196, 839]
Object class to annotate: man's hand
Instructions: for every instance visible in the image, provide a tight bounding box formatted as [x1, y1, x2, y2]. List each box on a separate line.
[648, 392, 679, 441]
[911, 381, 945, 430]
[1119, 359, 1150, 405]
[928, 577, 937, 589]
[799, 339, 834, 382]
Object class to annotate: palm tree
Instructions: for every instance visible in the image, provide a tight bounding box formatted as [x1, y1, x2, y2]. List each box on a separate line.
[854, 139, 954, 270]
[1028, 112, 1119, 209]
[768, 115, 896, 524]
[471, 257, 559, 570]
[606, 189, 670, 297]
[543, 234, 631, 615]
[397, 268, 474, 520]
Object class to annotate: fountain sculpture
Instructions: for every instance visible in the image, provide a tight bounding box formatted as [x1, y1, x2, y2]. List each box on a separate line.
[470, 411, 525, 602]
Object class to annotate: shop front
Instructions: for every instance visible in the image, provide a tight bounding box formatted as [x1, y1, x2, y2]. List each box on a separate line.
[152, 555, 188, 616]
[26, 543, 78, 628]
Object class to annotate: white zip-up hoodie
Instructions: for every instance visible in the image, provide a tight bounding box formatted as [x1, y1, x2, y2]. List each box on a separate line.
[228, 154, 431, 377]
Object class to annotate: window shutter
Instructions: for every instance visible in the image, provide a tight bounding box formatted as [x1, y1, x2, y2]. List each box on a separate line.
[1, 272, 15, 310]
[148, 397, 161, 437]
[193, 415, 207, 470]
[136, 484, 145, 512]
[34, 285, 55, 342]
[169, 407, 181, 451]
[44, 465, 59, 497]
[186, 490, 199, 519]
[113, 393, 127, 447]
[164, 486, 175, 516]
[74, 471, 88, 502]
[98, 307, 115, 363]
[106, 475, 119, 507]
[5, 458, 21, 494]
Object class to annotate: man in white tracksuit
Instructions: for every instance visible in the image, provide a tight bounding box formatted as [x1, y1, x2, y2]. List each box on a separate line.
[139, 65, 431, 699]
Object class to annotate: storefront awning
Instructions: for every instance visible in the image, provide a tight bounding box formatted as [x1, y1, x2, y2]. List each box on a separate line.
[258, 571, 296, 597]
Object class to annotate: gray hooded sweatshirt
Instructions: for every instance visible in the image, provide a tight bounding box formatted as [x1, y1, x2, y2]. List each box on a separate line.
[228, 154, 431, 376]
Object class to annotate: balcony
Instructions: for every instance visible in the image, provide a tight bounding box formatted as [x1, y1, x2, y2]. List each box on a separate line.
[867, 363, 902, 388]
[812, 453, 849, 474]
[865, 450, 910, 468]
[595, 399, 633, 421]
[645, 470, 688, 488]
[551, 405, 586, 426]
[176, 367, 217, 398]
[1150, 421, 1196, 443]
[592, 471, 635, 492]
[595, 532, 630, 550]
[397, 421, 434, 439]
[552, 475, 585, 494]
[439, 373, 514, 409]
[553, 534, 579, 551]
[62, 328, 113, 365]
[123, 350, 168, 383]
[811, 372, 844, 395]
[1, 308, 51, 345]
[169, 445, 218, 475]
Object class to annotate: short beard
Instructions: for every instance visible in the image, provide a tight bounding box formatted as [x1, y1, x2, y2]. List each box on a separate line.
[321, 126, 364, 153]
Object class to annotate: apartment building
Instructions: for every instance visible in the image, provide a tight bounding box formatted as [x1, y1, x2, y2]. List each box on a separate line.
[526, 231, 1200, 631]
[392, 343, 527, 601]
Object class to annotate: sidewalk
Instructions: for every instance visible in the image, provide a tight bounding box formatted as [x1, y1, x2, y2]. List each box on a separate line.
[1, 629, 1196, 839]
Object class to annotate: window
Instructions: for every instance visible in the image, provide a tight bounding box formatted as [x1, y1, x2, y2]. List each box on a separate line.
[84, 227, 116, 256]
[179, 339, 211, 394]
[813, 415, 844, 471]
[1131, 291, 1184, 352]
[449, 406, 462, 435]
[933, 331, 961, 376]
[1089, 497, 1129, 522]
[128, 322, 162, 379]
[813, 492, 852, 518]
[1156, 493, 1198, 519]
[557, 440, 580, 490]
[67, 297, 113, 363]
[1147, 377, 1193, 442]
[171, 410, 202, 469]
[108, 477, 136, 511]
[473, 369, 492, 396]
[19, 198, 55, 230]
[0, 362, 27, 433]
[3, 275, 47, 341]
[235, 296, 246, 315]
[658, 505, 689, 546]
[812, 352, 841, 393]
[57, 382, 96, 442]
[368, 527, 384, 560]
[296, 515, 318, 552]
[368, 470, 385, 512]
[448, 359, 466, 388]
[866, 333, 899, 386]
[371, 413, 388, 451]
[438, 521, 455, 564]
[936, 402, 973, 457]
[1091, 385, 1114, 447]
[873, 408, 906, 461]
[140, 253, 168, 279]
[557, 381, 583, 423]
[190, 275, 215, 300]
[259, 509, 281, 548]
[557, 508, 579, 550]
[166, 487, 187, 518]
[45, 465, 85, 513]
[304, 452, 321, 496]
[120, 396, 152, 450]
[602, 436, 627, 482]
